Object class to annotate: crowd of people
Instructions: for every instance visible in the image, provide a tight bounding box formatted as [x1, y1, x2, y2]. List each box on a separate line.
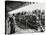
[7, 9, 45, 34]
[15, 9, 45, 31]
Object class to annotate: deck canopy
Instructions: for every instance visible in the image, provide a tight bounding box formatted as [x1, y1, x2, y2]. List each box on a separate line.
[8, 2, 45, 15]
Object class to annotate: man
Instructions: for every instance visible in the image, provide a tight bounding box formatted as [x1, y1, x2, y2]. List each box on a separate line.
[8, 15, 15, 34]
